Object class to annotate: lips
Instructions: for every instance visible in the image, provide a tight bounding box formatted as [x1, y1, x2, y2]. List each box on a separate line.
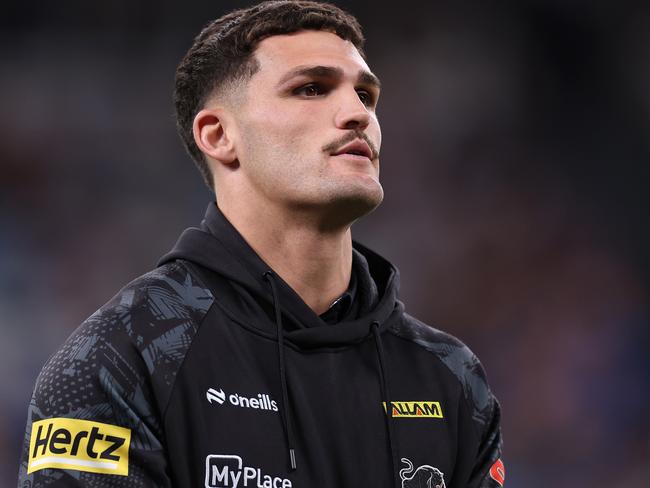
[332, 139, 373, 160]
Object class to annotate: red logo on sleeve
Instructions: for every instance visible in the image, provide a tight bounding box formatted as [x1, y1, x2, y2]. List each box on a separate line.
[489, 458, 505, 486]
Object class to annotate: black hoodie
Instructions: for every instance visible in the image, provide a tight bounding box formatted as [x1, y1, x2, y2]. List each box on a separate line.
[18, 203, 504, 488]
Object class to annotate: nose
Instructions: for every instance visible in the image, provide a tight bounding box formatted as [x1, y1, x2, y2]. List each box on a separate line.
[334, 88, 371, 130]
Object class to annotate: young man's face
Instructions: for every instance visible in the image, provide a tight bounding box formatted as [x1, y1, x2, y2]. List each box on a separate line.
[231, 30, 383, 223]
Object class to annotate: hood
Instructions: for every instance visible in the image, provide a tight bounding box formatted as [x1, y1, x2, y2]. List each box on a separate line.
[158, 202, 404, 349]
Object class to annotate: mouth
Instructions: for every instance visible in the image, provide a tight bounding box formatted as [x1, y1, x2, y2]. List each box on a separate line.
[332, 139, 374, 160]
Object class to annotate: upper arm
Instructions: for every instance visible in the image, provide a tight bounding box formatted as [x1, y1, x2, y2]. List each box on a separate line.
[17, 262, 213, 487]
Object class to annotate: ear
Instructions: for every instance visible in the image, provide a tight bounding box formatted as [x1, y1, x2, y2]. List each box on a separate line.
[193, 108, 237, 165]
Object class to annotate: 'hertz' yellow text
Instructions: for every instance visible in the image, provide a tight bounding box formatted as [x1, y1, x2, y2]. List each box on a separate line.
[28, 418, 131, 476]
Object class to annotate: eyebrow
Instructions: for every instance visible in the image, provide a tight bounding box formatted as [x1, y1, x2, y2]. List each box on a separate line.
[278, 65, 381, 90]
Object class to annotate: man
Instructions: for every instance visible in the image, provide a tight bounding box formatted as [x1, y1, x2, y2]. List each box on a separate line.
[18, 1, 504, 487]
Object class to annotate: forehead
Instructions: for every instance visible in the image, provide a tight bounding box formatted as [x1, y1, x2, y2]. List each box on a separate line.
[252, 30, 371, 79]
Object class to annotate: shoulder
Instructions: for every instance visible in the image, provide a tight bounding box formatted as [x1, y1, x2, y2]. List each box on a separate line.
[389, 313, 497, 432]
[33, 260, 215, 417]
[20, 262, 212, 485]
[77, 260, 214, 356]
[99, 260, 215, 329]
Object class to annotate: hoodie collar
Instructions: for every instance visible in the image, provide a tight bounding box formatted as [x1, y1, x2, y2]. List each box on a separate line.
[319, 271, 356, 325]
[158, 202, 402, 349]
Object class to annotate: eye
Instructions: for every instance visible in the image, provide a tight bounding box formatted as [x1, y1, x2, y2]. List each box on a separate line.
[356, 89, 375, 107]
[294, 82, 326, 97]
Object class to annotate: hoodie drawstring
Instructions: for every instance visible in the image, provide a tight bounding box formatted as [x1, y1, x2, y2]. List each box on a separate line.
[261, 273, 396, 482]
[372, 321, 400, 488]
[263, 271, 297, 471]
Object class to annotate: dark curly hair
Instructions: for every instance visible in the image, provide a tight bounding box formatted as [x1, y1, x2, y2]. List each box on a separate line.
[173, 0, 366, 191]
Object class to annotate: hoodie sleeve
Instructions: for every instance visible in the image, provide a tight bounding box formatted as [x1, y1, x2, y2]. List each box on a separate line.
[453, 347, 505, 488]
[467, 391, 505, 488]
[17, 262, 213, 487]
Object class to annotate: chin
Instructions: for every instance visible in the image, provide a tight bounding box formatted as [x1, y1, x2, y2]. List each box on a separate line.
[286, 177, 383, 227]
[323, 183, 384, 225]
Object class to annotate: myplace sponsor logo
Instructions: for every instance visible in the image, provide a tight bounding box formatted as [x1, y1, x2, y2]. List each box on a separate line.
[205, 454, 292, 488]
[207, 388, 278, 412]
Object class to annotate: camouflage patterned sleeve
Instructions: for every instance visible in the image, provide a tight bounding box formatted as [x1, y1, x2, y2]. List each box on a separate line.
[442, 338, 504, 488]
[17, 262, 214, 487]
[430, 331, 505, 488]
[467, 387, 505, 488]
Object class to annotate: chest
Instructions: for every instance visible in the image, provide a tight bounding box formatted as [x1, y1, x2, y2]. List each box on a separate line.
[162, 320, 463, 487]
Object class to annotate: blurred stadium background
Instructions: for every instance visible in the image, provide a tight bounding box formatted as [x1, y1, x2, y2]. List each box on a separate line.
[2, 1, 649, 486]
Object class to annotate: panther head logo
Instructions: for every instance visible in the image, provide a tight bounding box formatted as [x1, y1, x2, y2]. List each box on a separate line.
[399, 457, 446, 488]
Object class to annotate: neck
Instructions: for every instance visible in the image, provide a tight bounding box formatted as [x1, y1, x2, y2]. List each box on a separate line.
[217, 197, 353, 315]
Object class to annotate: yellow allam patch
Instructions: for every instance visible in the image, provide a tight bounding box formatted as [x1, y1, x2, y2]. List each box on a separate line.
[382, 401, 444, 418]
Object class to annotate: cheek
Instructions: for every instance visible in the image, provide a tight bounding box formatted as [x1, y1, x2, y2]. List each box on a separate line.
[370, 115, 382, 148]
[261, 121, 317, 161]
[247, 105, 313, 147]
[238, 117, 317, 180]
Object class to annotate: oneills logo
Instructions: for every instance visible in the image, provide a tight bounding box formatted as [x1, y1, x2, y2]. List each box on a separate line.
[28, 418, 131, 476]
[382, 401, 444, 418]
[206, 387, 278, 412]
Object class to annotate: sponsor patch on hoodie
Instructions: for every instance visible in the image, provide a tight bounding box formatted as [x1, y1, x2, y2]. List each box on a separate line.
[28, 418, 131, 476]
[382, 401, 444, 418]
[205, 454, 292, 487]
[489, 458, 505, 486]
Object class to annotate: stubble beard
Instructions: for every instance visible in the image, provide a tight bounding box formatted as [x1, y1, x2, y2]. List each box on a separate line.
[294, 169, 384, 230]
[241, 136, 383, 230]
[317, 129, 383, 225]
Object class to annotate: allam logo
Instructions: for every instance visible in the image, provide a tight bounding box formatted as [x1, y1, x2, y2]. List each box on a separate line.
[382, 401, 444, 418]
[206, 387, 278, 412]
[205, 454, 292, 488]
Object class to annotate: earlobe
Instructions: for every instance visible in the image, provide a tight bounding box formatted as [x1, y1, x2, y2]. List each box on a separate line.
[193, 108, 237, 165]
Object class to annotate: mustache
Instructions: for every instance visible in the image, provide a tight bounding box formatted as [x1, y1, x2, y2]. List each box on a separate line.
[322, 130, 379, 160]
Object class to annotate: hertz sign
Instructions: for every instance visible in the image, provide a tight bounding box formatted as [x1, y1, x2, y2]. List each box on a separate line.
[382, 401, 444, 418]
[28, 418, 131, 476]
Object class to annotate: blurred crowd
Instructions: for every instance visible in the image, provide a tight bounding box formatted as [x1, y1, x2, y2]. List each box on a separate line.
[2, 1, 648, 487]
